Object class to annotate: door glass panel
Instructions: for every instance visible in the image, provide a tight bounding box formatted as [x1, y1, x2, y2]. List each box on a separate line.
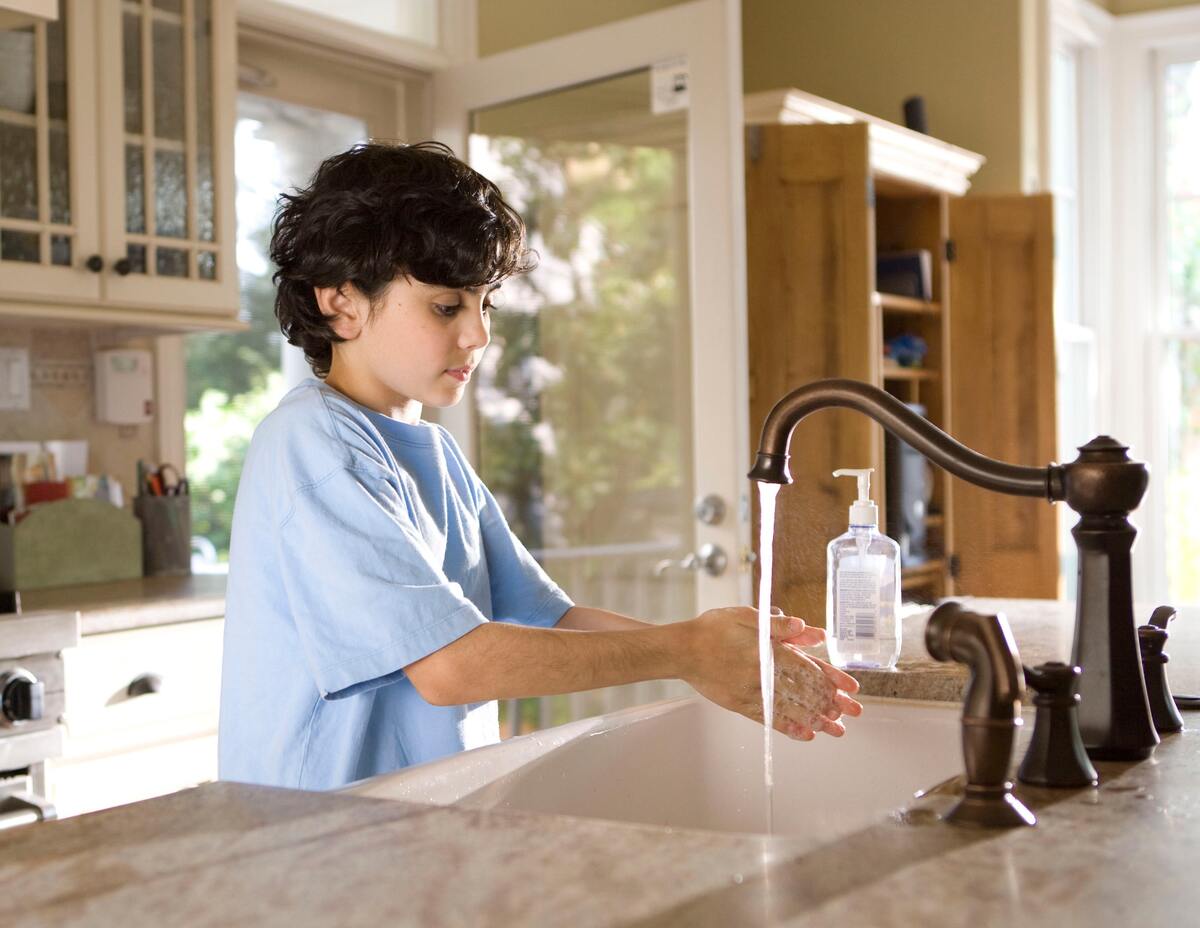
[197, 250, 216, 279]
[152, 18, 185, 142]
[0, 28, 35, 115]
[154, 149, 187, 238]
[469, 69, 695, 729]
[1, 4, 72, 269]
[46, 7, 67, 121]
[123, 12, 143, 134]
[0, 230, 39, 263]
[50, 234, 71, 266]
[125, 144, 146, 233]
[156, 245, 189, 277]
[0, 123, 38, 220]
[126, 242, 147, 275]
[49, 126, 70, 224]
[195, 0, 214, 242]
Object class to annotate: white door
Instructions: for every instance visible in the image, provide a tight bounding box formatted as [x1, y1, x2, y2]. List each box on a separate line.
[432, 0, 751, 656]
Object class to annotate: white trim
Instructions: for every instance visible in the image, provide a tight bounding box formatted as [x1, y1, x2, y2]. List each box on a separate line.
[431, 0, 751, 608]
[1026, 0, 1053, 193]
[439, 0, 476, 66]
[236, 0, 453, 70]
[743, 88, 985, 195]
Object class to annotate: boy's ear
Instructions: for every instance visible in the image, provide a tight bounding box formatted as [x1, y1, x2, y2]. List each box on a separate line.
[314, 284, 366, 340]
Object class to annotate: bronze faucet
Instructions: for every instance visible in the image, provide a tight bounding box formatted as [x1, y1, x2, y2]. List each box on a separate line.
[749, 378, 1159, 762]
[925, 602, 1035, 827]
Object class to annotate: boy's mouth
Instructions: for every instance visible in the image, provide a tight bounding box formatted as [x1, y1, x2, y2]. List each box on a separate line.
[445, 366, 473, 383]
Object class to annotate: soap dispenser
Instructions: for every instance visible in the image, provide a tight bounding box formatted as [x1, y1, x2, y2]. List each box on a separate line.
[826, 468, 902, 670]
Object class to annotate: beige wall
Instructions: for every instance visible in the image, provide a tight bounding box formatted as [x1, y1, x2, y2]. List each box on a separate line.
[477, 0, 1027, 194]
[0, 325, 158, 506]
[742, 0, 1026, 193]
[477, 0, 687, 56]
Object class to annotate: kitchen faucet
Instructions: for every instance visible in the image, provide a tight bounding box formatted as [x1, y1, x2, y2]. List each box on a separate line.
[748, 378, 1159, 762]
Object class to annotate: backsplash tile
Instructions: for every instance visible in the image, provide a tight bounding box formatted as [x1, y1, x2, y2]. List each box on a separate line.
[0, 324, 158, 506]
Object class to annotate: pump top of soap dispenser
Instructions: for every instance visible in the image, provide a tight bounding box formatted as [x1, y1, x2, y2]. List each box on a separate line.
[833, 468, 878, 527]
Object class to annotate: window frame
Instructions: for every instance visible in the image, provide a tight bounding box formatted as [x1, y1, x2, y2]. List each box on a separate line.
[1048, 0, 1114, 597]
[1110, 5, 1200, 604]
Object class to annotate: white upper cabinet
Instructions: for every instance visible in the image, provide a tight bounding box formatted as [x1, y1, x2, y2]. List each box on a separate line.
[0, 0, 239, 330]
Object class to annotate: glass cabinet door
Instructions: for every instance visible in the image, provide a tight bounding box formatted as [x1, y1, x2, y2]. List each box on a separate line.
[0, 0, 102, 302]
[99, 0, 236, 314]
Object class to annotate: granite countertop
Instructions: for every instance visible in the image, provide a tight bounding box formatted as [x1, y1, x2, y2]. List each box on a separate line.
[18, 574, 226, 635]
[3, 596, 1198, 926]
[839, 597, 1200, 703]
[4, 734, 1199, 926]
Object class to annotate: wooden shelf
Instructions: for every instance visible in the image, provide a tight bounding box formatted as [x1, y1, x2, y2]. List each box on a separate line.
[873, 292, 942, 315]
[924, 514, 945, 529]
[901, 559, 945, 590]
[882, 363, 938, 382]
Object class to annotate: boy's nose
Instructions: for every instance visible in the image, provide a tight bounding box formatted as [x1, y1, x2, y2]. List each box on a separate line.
[458, 308, 490, 350]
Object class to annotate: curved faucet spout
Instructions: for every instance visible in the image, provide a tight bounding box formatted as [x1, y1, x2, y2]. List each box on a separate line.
[748, 378, 1058, 500]
[748, 376, 1159, 762]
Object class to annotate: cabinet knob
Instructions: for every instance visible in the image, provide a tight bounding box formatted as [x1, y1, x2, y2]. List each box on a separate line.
[1, 669, 44, 724]
[85, 254, 104, 273]
[126, 673, 163, 698]
[113, 258, 133, 276]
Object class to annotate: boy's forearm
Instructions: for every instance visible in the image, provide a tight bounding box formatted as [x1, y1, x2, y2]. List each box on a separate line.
[407, 620, 695, 706]
[554, 605, 655, 632]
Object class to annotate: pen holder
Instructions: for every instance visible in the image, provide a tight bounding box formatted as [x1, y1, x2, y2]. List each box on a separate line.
[134, 494, 192, 577]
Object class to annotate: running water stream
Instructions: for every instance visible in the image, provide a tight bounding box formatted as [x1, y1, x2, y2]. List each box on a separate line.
[756, 482, 780, 835]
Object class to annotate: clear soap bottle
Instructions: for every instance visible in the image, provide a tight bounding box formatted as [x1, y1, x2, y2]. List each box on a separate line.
[826, 468, 901, 670]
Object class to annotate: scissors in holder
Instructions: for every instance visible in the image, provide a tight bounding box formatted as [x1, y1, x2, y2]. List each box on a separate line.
[155, 464, 189, 496]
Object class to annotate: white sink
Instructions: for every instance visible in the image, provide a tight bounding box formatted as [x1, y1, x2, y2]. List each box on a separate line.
[349, 695, 966, 840]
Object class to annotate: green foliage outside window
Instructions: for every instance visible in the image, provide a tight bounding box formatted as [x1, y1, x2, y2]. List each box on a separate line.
[185, 229, 284, 562]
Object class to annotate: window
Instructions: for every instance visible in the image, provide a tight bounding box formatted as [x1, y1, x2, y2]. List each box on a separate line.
[1159, 55, 1200, 603]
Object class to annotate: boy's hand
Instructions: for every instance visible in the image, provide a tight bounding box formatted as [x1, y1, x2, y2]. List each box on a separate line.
[679, 607, 863, 741]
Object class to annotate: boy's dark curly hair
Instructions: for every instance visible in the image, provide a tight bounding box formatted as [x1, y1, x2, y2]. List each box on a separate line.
[270, 141, 535, 376]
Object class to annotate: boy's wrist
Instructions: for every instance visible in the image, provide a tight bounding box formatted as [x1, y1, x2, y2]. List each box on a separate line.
[656, 619, 701, 682]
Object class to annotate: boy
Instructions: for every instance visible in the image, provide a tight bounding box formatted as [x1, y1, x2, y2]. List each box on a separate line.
[218, 142, 861, 790]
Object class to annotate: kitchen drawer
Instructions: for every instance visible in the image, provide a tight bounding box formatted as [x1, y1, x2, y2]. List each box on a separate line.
[46, 732, 217, 818]
[62, 618, 223, 759]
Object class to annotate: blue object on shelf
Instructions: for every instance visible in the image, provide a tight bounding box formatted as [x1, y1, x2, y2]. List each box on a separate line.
[885, 333, 928, 368]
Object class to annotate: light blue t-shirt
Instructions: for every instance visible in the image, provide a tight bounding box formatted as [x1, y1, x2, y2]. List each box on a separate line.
[218, 380, 573, 790]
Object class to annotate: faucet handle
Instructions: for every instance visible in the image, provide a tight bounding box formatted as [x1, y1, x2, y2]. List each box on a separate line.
[1022, 661, 1082, 707]
[1149, 605, 1177, 631]
[1138, 606, 1185, 734]
[1018, 662, 1099, 788]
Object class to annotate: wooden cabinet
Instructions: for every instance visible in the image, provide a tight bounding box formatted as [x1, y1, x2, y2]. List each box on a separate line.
[0, 0, 240, 332]
[46, 616, 222, 817]
[744, 89, 1057, 625]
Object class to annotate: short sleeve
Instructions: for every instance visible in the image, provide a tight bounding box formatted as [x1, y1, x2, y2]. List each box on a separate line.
[277, 466, 488, 700]
[476, 482, 574, 628]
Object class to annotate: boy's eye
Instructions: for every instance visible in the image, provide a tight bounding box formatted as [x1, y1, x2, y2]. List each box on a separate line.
[433, 303, 462, 316]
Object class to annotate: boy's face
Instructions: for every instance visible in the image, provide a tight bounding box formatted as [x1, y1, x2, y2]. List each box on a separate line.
[319, 276, 496, 420]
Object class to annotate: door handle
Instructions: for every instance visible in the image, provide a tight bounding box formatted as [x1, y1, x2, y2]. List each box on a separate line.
[653, 543, 728, 578]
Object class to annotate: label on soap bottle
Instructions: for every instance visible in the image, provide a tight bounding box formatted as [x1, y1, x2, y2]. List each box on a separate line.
[837, 567, 880, 639]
